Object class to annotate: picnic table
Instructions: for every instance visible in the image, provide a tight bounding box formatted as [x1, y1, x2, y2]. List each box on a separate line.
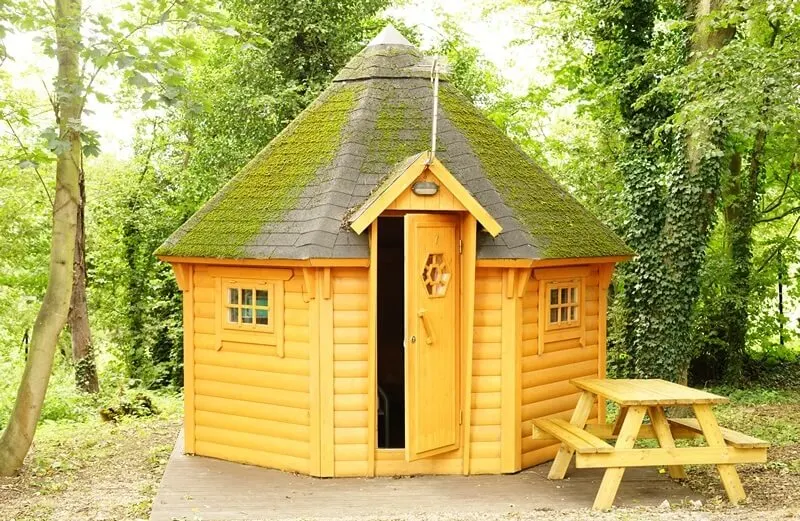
[533, 378, 769, 510]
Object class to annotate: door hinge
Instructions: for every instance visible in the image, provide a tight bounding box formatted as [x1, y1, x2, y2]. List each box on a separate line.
[459, 239, 463, 254]
[459, 409, 463, 425]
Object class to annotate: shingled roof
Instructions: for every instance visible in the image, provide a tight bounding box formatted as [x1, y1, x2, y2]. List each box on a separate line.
[156, 25, 631, 260]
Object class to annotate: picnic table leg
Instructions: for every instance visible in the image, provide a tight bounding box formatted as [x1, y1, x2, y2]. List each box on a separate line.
[693, 404, 746, 505]
[547, 391, 595, 480]
[648, 406, 687, 480]
[611, 406, 628, 436]
[592, 405, 647, 510]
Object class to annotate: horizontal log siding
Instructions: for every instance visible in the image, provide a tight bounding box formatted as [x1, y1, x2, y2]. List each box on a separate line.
[332, 268, 370, 477]
[522, 266, 601, 469]
[470, 268, 503, 474]
[192, 265, 310, 474]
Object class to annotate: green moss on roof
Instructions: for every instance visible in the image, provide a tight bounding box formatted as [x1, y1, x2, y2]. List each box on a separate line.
[438, 84, 632, 259]
[365, 89, 432, 169]
[156, 83, 360, 258]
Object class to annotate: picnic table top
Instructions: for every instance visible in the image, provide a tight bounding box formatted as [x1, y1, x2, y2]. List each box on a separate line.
[571, 378, 729, 407]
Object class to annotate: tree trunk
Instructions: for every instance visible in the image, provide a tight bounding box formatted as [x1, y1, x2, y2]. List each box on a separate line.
[709, 21, 777, 384]
[719, 130, 765, 382]
[69, 167, 99, 393]
[659, 0, 735, 380]
[0, 0, 82, 476]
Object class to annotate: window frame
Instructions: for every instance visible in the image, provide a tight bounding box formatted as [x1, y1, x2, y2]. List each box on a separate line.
[222, 281, 275, 332]
[210, 267, 290, 357]
[534, 266, 590, 356]
[544, 279, 581, 331]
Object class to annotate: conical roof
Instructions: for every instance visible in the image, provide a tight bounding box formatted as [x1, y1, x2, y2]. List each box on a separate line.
[157, 25, 631, 260]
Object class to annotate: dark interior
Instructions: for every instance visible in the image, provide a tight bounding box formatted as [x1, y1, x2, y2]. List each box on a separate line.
[377, 217, 405, 449]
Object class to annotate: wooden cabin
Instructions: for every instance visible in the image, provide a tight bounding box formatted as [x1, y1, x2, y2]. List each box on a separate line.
[156, 25, 632, 477]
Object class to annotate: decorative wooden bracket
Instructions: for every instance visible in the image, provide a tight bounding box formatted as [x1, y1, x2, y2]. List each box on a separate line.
[504, 269, 516, 299]
[302, 268, 317, 302]
[516, 268, 532, 298]
[171, 263, 192, 292]
[322, 268, 332, 300]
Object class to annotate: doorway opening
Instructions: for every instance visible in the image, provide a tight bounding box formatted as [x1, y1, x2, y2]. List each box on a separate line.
[377, 216, 405, 449]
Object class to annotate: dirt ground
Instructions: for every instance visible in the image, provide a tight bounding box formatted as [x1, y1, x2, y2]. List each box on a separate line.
[1, 397, 799, 521]
[0, 416, 179, 521]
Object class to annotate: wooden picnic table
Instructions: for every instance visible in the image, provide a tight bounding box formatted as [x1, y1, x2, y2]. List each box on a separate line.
[533, 378, 769, 510]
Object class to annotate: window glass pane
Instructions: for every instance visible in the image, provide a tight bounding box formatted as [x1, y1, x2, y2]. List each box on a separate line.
[241, 307, 253, 323]
[549, 308, 558, 323]
[227, 307, 238, 323]
[570, 287, 576, 303]
[570, 306, 576, 321]
[256, 309, 269, 325]
[228, 288, 238, 304]
[256, 290, 269, 307]
[560, 288, 569, 303]
[242, 289, 253, 305]
[560, 306, 568, 321]
[550, 289, 558, 305]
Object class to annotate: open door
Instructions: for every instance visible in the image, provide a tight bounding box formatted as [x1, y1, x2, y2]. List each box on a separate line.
[404, 213, 460, 461]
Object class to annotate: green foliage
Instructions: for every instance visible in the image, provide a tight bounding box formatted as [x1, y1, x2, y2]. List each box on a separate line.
[516, 0, 800, 382]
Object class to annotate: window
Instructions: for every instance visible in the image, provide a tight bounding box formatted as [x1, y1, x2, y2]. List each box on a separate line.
[222, 281, 275, 333]
[546, 281, 580, 329]
[210, 268, 289, 356]
[422, 253, 451, 298]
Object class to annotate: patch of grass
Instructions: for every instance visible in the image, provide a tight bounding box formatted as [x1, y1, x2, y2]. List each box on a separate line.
[711, 387, 800, 406]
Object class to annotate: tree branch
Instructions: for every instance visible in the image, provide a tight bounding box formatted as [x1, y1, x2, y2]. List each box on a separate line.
[758, 206, 800, 224]
[756, 213, 800, 274]
[2, 119, 54, 207]
[761, 163, 795, 214]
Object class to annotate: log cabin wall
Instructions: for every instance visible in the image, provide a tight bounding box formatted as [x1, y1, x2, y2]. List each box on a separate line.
[179, 261, 610, 477]
[470, 267, 504, 474]
[520, 264, 602, 468]
[188, 265, 312, 474]
[330, 267, 371, 477]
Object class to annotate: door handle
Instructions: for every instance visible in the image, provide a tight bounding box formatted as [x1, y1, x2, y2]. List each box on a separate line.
[418, 309, 435, 345]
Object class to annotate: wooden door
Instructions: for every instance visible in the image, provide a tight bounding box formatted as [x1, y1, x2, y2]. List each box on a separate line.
[404, 213, 460, 461]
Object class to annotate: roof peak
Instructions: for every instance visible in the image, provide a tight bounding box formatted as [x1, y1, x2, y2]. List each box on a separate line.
[367, 24, 414, 47]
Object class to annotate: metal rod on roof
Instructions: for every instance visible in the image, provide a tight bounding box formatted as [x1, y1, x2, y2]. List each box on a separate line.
[429, 55, 439, 164]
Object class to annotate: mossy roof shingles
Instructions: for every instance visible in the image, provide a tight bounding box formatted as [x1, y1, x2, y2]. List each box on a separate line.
[157, 26, 631, 260]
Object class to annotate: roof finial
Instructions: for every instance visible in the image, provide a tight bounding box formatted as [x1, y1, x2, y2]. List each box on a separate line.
[367, 24, 413, 47]
[428, 55, 440, 165]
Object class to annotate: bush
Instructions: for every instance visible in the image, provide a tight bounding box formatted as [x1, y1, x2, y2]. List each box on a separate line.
[100, 392, 160, 422]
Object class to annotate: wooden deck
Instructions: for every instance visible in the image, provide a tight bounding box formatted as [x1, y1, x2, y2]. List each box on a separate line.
[150, 431, 701, 520]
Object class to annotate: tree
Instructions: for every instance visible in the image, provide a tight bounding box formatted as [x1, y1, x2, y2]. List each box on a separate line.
[0, 0, 81, 475]
[0, 0, 226, 473]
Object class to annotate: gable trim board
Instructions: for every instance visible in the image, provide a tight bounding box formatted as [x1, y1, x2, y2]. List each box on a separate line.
[349, 152, 502, 237]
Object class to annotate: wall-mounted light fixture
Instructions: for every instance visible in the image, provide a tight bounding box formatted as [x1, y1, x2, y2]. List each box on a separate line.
[412, 181, 439, 196]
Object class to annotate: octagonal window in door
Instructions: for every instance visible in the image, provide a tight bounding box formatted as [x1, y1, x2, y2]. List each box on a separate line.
[422, 253, 451, 298]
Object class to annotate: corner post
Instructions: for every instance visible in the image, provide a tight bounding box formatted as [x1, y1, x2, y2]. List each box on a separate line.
[501, 267, 522, 473]
[174, 263, 195, 455]
[319, 267, 335, 476]
[597, 264, 614, 424]
[367, 222, 378, 476]
[461, 215, 477, 474]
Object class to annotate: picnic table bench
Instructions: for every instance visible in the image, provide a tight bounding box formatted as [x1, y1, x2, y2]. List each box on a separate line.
[533, 378, 769, 510]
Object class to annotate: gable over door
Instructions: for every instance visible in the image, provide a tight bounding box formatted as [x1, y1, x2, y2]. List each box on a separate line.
[404, 213, 460, 461]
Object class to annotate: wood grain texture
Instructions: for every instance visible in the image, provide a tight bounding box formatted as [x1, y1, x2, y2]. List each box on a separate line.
[572, 379, 729, 406]
[331, 267, 370, 476]
[470, 268, 503, 471]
